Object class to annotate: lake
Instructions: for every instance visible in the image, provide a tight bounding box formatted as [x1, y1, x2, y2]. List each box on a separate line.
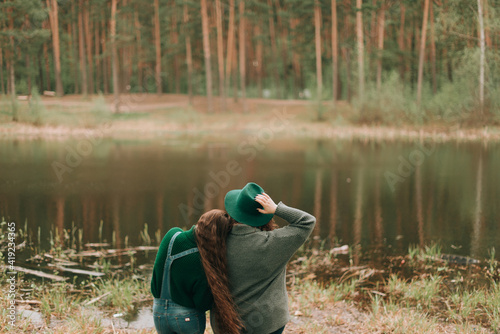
[0, 136, 498, 260]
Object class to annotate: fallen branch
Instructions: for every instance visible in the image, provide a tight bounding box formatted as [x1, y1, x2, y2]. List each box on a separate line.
[52, 265, 105, 277]
[84, 243, 110, 248]
[1, 265, 67, 281]
[85, 291, 112, 305]
[15, 300, 42, 305]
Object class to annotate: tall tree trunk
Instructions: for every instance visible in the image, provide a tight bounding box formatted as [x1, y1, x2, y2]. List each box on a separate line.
[215, 0, 226, 111]
[26, 54, 32, 94]
[78, 0, 88, 98]
[276, 0, 289, 97]
[171, 5, 180, 94]
[225, 0, 235, 100]
[356, 0, 365, 100]
[416, 0, 430, 107]
[290, 18, 302, 98]
[477, 0, 485, 115]
[124, 0, 133, 92]
[8, 8, 16, 121]
[429, 2, 437, 94]
[201, 0, 213, 113]
[84, 2, 94, 94]
[255, 25, 263, 98]
[314, 0, 323, 101]
[341, 48, 351, 101]
[134, 10, 143, 92]
[331, 0, 338, 103]
[367, 0, 377, 69]
[46, 0, 64, 96]
[0, 48, 4, 94]
[101, 20, 108, 94]
[184, 3, 193, 104]
[398, 5, 406, 82]
[232, 33, 238, 102]
[70, 5, 80, 94]
[111, 0, 120, 112]
[43, 43, 52, 91]
[376, 5, 385, 92]
[95, 18, 100, 93]
[267, 0, 281, 99]
[239, 0, 247, 112]
[153, 0, 162, 94]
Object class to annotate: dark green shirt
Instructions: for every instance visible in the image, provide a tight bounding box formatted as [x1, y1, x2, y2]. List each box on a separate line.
[150, 226, 213, 311]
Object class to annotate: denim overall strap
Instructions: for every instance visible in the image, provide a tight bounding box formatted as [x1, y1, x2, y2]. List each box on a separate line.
[160, 231, 199, 300]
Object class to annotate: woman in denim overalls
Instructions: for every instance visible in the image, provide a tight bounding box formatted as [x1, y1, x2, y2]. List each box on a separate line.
[151, 210, 244, 334]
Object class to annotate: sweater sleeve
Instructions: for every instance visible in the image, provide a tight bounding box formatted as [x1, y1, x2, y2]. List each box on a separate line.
[264, 202, 316, 266]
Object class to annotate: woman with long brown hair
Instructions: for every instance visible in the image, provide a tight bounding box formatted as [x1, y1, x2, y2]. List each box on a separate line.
[151, 209, 242, 334]
[195, 209, 244, 334]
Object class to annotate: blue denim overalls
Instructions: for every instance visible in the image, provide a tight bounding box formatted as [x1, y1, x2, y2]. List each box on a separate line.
[153, 232, 206, 334]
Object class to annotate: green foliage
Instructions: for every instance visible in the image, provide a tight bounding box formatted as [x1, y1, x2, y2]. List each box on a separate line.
[28, 87, 44, 126]
[80, 93, 111, 128]
[0, 0, 498, 126]
[352, 72, 415, 125]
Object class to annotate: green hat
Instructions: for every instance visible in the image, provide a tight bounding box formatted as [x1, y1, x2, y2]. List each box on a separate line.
[224, 182, 274, 227]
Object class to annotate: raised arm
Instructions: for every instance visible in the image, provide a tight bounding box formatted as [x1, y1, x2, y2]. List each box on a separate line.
[255, 194, 316, 266]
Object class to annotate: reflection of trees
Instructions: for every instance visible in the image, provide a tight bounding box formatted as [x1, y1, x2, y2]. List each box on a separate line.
[156, 191, 164, 232]
[2, 140, 499, 258]
[312, 169, 322, 249]
[329, 171, 337, 243]
[291, 168, 302, 207]
[374, 177, 383, 247]
[111, 195, 122, 249]
[353, 169, 364, 266]
[82, 196, 90, 242]
[55, 196, 64, 244]
[471, 150, 483, 257]
[426, 180, 434, 244]
[416, 165, 424, 247]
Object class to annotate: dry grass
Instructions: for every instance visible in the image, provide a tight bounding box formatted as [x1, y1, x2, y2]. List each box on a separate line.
[2, 241, 500, 333]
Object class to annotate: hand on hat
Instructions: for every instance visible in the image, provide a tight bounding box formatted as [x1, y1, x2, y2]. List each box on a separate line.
[255, 193, 277, 214]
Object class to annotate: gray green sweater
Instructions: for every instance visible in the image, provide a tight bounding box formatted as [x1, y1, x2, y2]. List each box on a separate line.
[211, 202, 316, 334]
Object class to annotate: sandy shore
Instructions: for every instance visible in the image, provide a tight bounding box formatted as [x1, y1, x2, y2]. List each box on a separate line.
[0, 93, 499, 142]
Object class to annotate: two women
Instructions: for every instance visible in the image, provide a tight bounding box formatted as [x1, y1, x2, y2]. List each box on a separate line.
[151, 182, 315, 334]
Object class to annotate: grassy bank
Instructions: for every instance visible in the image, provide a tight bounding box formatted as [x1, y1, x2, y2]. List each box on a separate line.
[1, 94, 500, 142]
[2, 235, 499, 333]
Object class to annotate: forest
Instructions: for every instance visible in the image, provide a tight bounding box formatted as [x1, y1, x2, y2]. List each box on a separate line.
[0, 0, 499, 122]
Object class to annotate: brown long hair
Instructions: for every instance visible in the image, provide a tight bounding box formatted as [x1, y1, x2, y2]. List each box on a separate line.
[195, 209, 244, 334]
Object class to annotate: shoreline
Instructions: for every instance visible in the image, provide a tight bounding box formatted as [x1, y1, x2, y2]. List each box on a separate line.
[0, 93, 499, 142]
[1, 119, 499, 143]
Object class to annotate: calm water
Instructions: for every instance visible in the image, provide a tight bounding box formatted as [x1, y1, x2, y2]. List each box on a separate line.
[0, 137, 498, 260]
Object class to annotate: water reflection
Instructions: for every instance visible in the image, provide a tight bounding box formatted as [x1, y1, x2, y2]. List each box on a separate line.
[471, 150, 483, 257]
[0, 138, 498, 259]
[353, 169, 364, 266]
